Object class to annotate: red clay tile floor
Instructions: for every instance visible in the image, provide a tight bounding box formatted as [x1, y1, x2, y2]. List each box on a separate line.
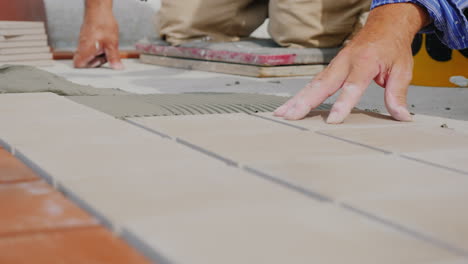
[0, 147, 152, 264]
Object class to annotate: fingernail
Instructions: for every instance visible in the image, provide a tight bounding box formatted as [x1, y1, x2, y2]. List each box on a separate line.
[326, 111, 343, 124]
[111, 62, 125, 70]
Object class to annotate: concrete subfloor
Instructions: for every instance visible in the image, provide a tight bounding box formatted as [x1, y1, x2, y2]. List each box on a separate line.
[44, 59, 468, 121]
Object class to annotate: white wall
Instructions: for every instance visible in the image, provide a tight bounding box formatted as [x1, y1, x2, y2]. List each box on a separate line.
[44, 0, 161, 50]
[44, 0, 268, 50]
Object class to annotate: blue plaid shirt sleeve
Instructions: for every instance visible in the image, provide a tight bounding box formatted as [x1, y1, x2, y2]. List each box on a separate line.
[371, 0, 468, 49]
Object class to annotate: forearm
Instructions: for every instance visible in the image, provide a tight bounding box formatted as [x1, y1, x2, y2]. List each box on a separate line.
[371, 0, 468, 49]
[362, 3, 430, 44]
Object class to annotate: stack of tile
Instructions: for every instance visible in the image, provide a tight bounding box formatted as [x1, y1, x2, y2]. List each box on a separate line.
[0, 21, 52, 66]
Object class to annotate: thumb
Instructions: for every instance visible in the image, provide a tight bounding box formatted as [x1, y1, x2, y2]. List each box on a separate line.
[384, 66, 413, 122]
[104, 43, 124, 70]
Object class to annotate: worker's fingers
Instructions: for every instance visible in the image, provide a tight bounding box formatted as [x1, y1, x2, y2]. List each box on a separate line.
[104, 42, 124, 70]
[87, 54, 108, 68]
[384, 66, 413, 122]
[275, 56, 350, 120]
[273, 98, 296, 117]
[74, 39, 104, 68]
[281, 81, 332, 120]
[74, 39, 100, 68]
[326, 66, 376, 124]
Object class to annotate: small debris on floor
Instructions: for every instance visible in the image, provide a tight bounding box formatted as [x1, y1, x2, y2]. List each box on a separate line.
[364, 108, 381, 113]
[440, 123, 449, 128]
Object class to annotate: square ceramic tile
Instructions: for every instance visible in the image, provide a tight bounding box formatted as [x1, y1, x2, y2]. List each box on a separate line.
[0, 93, 110, 120]
[346, 180, 468, 251]
[0, 94, 160, 147]
[131, 116, 376, 164]
[256, 110, 408, 131]
[403, 149, 468, 174]
[130, 113, 296, 137]
[251, 155, 467, 199]
[126, 202, 458, 264]
[413, 114, 468, 134]
[251, 154, 468, 250]
[320, 126, 468, 153]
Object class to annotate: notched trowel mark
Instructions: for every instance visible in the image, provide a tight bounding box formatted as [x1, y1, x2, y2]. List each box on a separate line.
[0, 65, 128, 96]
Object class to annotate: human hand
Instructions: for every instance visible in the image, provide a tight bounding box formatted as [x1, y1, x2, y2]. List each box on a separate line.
[274, 3, 430, 123]
[73, 2, 123, 70]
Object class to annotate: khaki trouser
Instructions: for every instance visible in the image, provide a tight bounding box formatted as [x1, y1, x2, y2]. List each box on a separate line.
[158, 0, 371, 48]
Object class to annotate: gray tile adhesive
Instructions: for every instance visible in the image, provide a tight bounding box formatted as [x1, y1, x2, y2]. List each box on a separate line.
[0, 65, 127, 96]
[68, 93, 332, 118]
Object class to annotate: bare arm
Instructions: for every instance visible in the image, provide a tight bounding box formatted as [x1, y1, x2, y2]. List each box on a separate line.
[74, 0, 123, 70]
[275, 3, 430, 123]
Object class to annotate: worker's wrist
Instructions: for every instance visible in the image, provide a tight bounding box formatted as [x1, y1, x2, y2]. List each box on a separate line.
[85, 0, 113, 17]
[364, 3, 430, 44]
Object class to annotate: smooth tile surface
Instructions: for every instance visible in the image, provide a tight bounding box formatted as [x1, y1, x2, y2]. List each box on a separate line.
[413, 114, 468, 134]
[252, 154, 468, 250]
[132, 113, 295, 136]
[131, 116, 376, 164]
[251, 155, 466, 199]
[0, 181, 97, 235]
[0, 147, 38, 183]
[403, 149, 468, 174]
[0, 93, 158, 147]
[320, 126, 468, 153]
[349, 181, 468, 250]
[129, 203, 458, 264]
[256, 110, 407, 130]
[0, 227, 151, 264]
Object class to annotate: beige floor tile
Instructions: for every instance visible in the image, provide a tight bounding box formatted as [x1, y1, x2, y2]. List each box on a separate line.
[256, 111, 407, 131]
[256, 112, 468, 135]
[189, 131, 376, 163]
[0, 93, 135, 146]
[0, 93, 107, 120]
[403, 149, 468, 174]
[252, 154, 468, 250]
[432, 259, 468, 264]
[320, 126, 468, 153]
[127, 202, 458, 264]
[413, 115, 468, 134]
[252, 155, 465, 199]
[348, 181, 468, 251]
[131, 116, 376, 164]
[131, 113, 296, 137]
